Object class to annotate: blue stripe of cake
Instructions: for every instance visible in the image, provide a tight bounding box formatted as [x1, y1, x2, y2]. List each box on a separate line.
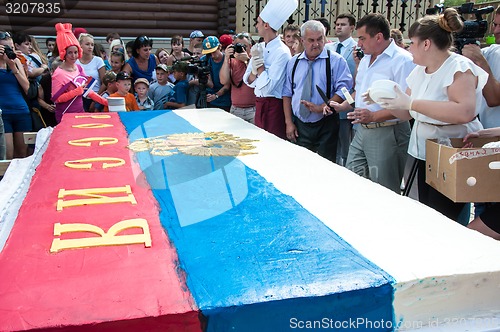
[120, 111, 395, 331]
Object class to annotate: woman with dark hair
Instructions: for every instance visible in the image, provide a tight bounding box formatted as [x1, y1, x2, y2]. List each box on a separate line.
[373, 8, 488, 223]
[122, 35, 159, 83]
[0, 30, 31, 159]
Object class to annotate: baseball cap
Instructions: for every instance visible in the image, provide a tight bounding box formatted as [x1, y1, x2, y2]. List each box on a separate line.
[156, 64, 170, 72]
[202, 36, 220, 54]
[134, 78, 149, 87]
[190, 30, 204, 39]
[116, 71, 131, 81]
[219, 34, 233, 49]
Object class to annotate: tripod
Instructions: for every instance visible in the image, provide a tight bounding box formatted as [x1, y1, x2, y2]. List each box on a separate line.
[402, 157, 418, 197]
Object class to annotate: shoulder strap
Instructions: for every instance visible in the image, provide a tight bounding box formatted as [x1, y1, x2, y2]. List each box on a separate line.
[291, 52, 302, 95]
[291, 51, 331, 97]
[27, 54, 42, 67]
[326, 50, 331, 98]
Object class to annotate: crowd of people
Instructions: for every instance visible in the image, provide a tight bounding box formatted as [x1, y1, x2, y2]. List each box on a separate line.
[0, 3, 499, 239]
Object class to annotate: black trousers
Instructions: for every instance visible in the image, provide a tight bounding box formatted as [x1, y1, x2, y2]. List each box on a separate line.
[293, 113, 339, 162]
[417, 159, 466, 224]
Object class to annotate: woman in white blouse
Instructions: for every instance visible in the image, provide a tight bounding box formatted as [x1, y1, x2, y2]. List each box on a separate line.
[374, 8, 488, 223]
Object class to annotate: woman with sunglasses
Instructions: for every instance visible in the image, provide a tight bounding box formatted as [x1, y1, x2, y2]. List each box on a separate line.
[51, 23, 107, 123]
[123, 35, 159, 84]
[0, 30, 31, 159]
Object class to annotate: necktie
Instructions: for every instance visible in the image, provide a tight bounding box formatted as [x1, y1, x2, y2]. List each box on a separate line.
[299, 60, 313, 119]
[336, 43, 343, 54]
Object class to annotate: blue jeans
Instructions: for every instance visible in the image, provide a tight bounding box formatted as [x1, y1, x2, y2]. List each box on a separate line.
[0, 115, 5, 160]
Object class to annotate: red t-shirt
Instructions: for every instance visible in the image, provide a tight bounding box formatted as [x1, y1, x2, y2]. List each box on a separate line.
[229, 59, 255, 108]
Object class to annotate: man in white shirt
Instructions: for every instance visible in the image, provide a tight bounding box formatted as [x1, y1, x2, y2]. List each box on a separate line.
[327, 13, 415, 193]
[326, 13, 358, 166]
[243, 0, 297, 139]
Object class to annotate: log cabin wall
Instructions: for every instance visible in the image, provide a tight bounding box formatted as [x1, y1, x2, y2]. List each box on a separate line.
[0, 0, 236, 39]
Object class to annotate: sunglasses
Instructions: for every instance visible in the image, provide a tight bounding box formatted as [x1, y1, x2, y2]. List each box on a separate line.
[0, 32, 11, 40]
[137, 36, 151, 43]
[236, 32, 250, 39]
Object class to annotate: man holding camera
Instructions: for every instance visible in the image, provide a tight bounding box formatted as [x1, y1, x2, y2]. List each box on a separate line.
[282, 20, 352, 162]
[220, 33, 256, 123]
[462, 5, 500, 128]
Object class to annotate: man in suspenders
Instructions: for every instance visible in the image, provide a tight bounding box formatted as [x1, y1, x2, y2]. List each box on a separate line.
[282, 20, 353, 162]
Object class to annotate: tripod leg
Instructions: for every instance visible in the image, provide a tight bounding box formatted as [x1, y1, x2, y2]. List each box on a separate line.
[403, 157, 418, 197]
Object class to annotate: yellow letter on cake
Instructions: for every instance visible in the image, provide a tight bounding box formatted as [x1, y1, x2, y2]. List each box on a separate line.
[65, 157, 125, 169]
[50, 218, 152, 253]
[57, 185, 137, 211]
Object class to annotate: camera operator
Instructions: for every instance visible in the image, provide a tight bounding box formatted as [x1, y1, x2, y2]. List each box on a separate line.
[200, 36, 231, 112]
[462, 5, 500, 128]
[220, 33, 256, 123]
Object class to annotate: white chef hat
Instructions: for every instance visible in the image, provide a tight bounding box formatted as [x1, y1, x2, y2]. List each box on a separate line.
[259, 0, 298, 31]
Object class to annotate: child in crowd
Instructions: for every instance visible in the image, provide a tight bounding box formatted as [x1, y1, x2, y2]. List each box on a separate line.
[134, 78, 154, 111]
[164, 62, 189, 109]
[93, 71, 117, 112]
[109, 51, 125, 74]
[167, 35, 190, 66]
[148, 64, 175, 110]
[104, 71, 139, 112]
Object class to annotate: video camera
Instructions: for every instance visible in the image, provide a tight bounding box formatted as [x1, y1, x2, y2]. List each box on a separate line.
[179, 55, 212, 108]
[426, 2, 494, 53]
[182, 55, 211, 85]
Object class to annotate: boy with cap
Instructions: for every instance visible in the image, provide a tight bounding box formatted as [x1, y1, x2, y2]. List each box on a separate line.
[164, 62, 190, 109]
[104, 71, 139, 112]
[93, 71, 117, 112]
[134, 78, 154, 110]
[243, 0, 298, 139]
[149, 64, 175, 110]
[184, 30, 205, 55]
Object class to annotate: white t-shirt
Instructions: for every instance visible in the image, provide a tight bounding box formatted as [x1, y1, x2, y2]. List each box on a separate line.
[478, 44, 500, 128]
[355, 40, 415, 117]
[407, 52, 488, 160]
[76, 56, 105, 93]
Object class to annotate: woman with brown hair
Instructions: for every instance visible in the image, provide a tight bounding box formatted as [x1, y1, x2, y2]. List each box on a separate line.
[374, 8, 488, 223]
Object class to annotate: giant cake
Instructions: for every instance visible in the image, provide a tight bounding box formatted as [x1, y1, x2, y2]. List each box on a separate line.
[0, 109, 499, 332]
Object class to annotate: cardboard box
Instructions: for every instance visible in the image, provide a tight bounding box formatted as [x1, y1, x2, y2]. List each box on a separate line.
[426, 137, 500, 202]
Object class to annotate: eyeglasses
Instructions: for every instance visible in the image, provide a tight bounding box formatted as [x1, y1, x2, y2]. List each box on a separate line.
[0, 32, 11, 40]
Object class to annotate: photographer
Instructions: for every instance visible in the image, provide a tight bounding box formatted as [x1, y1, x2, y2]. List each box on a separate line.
[462, 5, 500, 128]
[220, 33, 256, 123]
[200, 36, 231, 111]
[0, 30, 31, 159]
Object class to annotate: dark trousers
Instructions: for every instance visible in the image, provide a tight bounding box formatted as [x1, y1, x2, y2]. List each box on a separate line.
[293, 113, 339, 162]
[255, 97, 286, 139]
[417, 159, 466, 224]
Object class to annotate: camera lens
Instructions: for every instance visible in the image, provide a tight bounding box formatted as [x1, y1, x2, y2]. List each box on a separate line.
[234, 43, 246, 53]
[355, 48, 364, 60]
[3, 45, 17, 60]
